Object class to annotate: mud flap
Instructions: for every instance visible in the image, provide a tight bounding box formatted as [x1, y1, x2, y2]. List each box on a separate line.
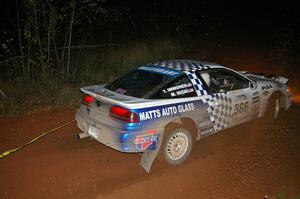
[139, 132, 164, 172]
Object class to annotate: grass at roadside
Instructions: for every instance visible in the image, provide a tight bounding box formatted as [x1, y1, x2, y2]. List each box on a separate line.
[0, 83, 81, 117]
[0, 39, 182, 117]
[1, 36, 298, 117]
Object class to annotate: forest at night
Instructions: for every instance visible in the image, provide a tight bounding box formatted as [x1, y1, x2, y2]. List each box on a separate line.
[0, 1, 299, 198]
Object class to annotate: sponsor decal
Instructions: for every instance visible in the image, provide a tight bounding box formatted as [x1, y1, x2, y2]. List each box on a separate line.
[252, 91, 259, 103]
[138, 102, 195, 121]
[134, 129, 158, 150]
[237, 94, 247, 101]
[198, 120, 212, 128]
[252, 96, 259, 103]
[201, 127, 214, 135]
[262, 84, 273, 90]
[115, 88, 127, 94]
[252, 91, 259, 96]
[138, 65, 180, 77]
[95, 90, 114, 97]
[263, 90, 269, 96]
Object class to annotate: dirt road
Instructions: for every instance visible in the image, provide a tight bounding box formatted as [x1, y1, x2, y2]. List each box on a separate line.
[0, 105, 300, 199]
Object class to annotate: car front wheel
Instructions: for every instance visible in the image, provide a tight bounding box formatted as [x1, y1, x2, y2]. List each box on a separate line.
[274, 98, 280, 119]
[266, 95, 281, 121]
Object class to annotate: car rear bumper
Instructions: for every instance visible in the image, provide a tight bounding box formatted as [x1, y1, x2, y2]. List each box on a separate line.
[75, 109, 161, 153]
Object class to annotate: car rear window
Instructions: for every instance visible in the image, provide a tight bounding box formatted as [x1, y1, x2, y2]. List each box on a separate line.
[105, 69, 174, 98]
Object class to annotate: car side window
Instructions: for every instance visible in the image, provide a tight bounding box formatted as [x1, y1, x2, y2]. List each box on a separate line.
[196, 69, 249, 94]
[150, 74, 196, 99]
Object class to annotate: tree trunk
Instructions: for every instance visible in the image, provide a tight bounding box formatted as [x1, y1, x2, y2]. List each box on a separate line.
[26, 39, 31, 86]
[34, 0, 45, 81]
[67, 0, 76, 76]
[52, 32, 60, 76]
[16, 0, 25, 76]
[61, 26, 69, 77]
[47, 7, 51, 67]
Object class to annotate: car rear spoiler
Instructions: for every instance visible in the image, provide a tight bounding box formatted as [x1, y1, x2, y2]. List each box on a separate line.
[80, 87, 131, 108]
[80, 86, 145, 109]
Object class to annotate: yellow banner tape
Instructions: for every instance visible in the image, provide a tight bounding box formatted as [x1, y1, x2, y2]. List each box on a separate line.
[0, 120, 75, 158]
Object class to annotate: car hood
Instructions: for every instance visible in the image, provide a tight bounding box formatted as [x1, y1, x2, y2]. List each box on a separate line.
[245, 73, 288, 84]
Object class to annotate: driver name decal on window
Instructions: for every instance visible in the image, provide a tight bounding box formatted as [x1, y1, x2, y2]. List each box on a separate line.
[151, 74, 197, 99]
[170, 88, 194, 97]
[162, 83, 193, 93]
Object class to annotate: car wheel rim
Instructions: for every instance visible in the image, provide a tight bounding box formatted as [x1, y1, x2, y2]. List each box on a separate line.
[166, 132, 189, 161]
[274, 99, 280, 118]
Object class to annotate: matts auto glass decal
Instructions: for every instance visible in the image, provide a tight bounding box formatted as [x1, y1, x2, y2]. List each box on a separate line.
[136, 102, 195, 121]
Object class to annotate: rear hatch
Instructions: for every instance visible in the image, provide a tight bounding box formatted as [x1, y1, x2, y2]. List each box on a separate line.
[79, 65, 181, 124]
[80, 85, 140, 123]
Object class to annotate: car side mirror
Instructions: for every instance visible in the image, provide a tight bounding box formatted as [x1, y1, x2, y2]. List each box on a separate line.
[249, 82, 257, 90]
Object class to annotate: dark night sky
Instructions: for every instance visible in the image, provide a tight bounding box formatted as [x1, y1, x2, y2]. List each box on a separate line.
[0, 0, 299, 45]
[107, 0, 300, 45]
[110, 1, 299, 32]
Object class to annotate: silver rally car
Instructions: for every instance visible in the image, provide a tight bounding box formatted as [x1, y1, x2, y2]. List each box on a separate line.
[76, 60, 291, 172]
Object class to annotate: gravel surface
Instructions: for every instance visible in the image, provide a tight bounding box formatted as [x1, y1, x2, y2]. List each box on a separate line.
[0, 105, 299, 199]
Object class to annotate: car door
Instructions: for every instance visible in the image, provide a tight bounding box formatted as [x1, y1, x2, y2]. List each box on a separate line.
[196, 69, 255, 132]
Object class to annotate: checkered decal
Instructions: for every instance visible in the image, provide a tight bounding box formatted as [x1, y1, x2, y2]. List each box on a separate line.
[201, 93, 234, 131]
[151, 60, 210, 96]
[185, 71, 207, 96]
[152, 60, 210, 72]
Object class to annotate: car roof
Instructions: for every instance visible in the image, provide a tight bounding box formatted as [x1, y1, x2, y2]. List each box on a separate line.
[150, 59, 225, 72]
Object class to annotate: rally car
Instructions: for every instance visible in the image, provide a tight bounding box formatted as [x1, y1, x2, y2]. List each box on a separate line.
[75, 60, 291, 172]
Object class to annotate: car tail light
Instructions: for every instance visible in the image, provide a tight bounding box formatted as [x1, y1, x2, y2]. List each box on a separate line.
[82, 94, 93, 107]
[110, 106, 139, 123]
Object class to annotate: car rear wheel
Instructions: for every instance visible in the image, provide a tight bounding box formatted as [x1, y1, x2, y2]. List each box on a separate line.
[163, 128, 193, 165]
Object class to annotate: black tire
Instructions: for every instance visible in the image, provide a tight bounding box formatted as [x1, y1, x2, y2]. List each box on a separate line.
[162, 127, 193, 165]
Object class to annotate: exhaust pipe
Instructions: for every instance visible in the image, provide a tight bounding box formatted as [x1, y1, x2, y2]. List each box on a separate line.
[78, 133, 89, 139]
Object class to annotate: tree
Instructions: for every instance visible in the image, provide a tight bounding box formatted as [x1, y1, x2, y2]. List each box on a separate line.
[3, 0, 108, 85]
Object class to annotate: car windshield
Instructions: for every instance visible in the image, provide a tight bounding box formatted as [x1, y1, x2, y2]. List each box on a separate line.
[105, 69, 174, 98]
